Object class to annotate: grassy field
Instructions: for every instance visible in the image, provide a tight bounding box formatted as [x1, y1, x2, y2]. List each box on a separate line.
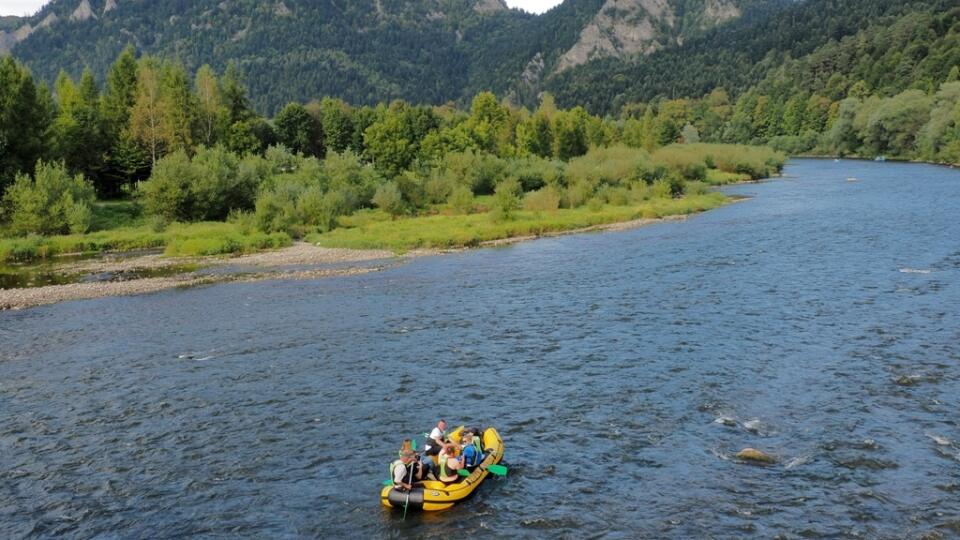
[308, 192, 728, 252]
[0, 222, 290, 263]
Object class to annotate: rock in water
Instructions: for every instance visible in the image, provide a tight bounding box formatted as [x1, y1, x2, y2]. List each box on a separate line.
[714, 416, 737, 427]
[736, 448, 776, 464]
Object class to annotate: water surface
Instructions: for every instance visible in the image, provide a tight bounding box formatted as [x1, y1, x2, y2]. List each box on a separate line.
[1, 159, 959, 538]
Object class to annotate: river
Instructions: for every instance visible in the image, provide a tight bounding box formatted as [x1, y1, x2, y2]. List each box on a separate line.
[1, 159, 959, 538]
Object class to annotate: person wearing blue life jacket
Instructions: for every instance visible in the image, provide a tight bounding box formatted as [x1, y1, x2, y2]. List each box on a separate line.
[460, 431, 485, 470]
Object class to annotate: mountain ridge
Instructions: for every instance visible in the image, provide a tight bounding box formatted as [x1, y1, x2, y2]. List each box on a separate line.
[3, 0, 757, 112]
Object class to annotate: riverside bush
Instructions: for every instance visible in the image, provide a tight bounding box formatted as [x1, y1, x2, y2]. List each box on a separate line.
[490, 177, 522, 222]
[564, 181, 594, 208]
[140, 146, 258, 222]
[2, 160, 96, 236]
[566, 145, 651, 188]
[523, 186, 561, 212]
[446, 185, 474, 215]
[448, 185, 475, 214]
[372, 181, 405, 217]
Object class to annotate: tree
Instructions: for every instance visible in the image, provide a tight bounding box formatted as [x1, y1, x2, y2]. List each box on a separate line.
[129, 58, 173, 167]
[551, 110, 587, 161]
[275, 102, 322, 156]
[824, 98, 861, 156]
[160, 62, 195, 154]
[101, 45, 145, 195]
[102, 45, 139, 136]
[2, 160, 95, 235]
[318, 97, 354, 154]
[195, 65, 226, 147]
[53, 70, 107, 191]
[0, 57, 51, 196]
[465, 91, 510, 155]
[861, 90, 932, 156]
[681, 124, 700, 144]
[516, 112, 552, 158]
[364, 101, 435, 177]
[221, 62, 253, 125]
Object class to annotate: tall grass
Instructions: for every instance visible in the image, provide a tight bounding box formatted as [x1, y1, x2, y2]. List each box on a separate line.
[312, 192, 728, 252]
[664, 143, 786, 180]
[0, 222, 291, 262]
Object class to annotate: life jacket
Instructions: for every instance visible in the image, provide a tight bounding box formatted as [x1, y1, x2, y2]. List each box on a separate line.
[461, 445, 480, 468]
[390, 460, 414, 485]
[438, 454, 460, 482]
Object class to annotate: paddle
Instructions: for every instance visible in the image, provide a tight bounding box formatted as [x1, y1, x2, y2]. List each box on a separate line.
[486, 464, 508, 476]
[456, 464, 509, 477]
[402, 463, 414, 520]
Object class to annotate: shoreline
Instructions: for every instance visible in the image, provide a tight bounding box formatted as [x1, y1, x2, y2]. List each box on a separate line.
[0, 206, 729, 311]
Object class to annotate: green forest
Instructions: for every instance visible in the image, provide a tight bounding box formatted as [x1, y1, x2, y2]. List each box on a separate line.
[0, 48, 782, 261]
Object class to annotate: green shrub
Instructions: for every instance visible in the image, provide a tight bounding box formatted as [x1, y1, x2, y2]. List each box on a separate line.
[564, 181, 594, 208]
[437, 150, 506, 195]
[523, 186, 562, 212]
[149, 214, 169, 233]
[424, 171, 455, 204]
[507, 156, 566, 192]
[685, 181, 710, 196]
[255, 180, 301, 234]
[140, 146, 263, 223]
[587, 197, 604, 212]
[2, 160, 96, 236]
[372, 181, 405, 217]
[630, 182, 652, 202]
[448, 185, 475, 215]
[651, 180, 673, 199]
[228, 209, 256, 235]
[66, 201, 93, 234]
[490, 177, 522, 222]
[566, 145, 651, 188]
[598, 186, 631, 206]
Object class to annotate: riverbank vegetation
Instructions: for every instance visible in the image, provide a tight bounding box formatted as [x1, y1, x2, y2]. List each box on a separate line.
[0, 50, 784, 263]
[595, 9, 960, 165]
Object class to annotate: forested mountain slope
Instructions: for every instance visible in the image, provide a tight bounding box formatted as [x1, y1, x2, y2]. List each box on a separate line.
[3, 0, 762, 113]
[548, 0, 956, 113]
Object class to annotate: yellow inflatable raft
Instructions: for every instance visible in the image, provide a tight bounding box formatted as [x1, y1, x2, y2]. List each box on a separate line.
[381, 426, 504, 512]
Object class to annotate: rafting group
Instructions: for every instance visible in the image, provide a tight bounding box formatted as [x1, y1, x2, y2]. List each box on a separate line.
[380, 419, 506, 512]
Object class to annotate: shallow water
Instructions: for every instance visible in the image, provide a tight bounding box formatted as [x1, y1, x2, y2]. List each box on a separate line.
[0, 261, 199, 290]
[1, 159, 959, 538]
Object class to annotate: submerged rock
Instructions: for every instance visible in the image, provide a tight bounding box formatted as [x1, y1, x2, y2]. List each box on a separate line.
[714, 416, 736, 427]
[736, 448, 776, 464]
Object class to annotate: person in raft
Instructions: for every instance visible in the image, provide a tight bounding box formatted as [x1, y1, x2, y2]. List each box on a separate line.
[460, 431, 484, 470]
[437, 443, 466, 483]
[392, 450, 418, 492]
[424, 419, 448, 456]
[398, 439, 437, 481]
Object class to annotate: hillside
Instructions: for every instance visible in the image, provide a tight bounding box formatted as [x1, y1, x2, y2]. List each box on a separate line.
[548, 0, 956, 113]
[3, 0, 760, 113]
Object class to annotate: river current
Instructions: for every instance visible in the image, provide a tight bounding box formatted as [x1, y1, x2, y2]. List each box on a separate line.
[1, 159, 959, 538]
